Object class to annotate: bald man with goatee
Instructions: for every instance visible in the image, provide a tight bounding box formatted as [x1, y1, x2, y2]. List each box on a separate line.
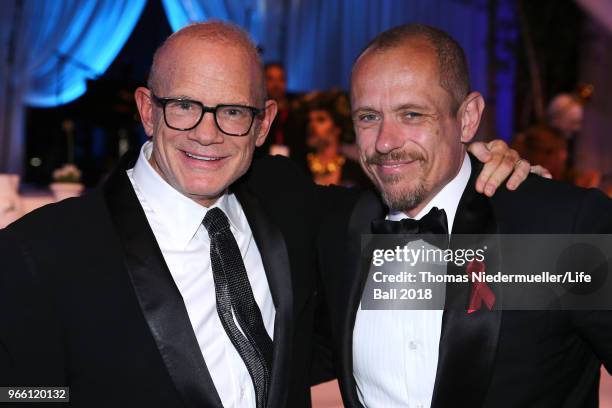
[317, 23, 612, 408]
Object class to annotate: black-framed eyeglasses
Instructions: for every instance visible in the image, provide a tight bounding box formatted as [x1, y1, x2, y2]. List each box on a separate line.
[151, 93, 265, 136]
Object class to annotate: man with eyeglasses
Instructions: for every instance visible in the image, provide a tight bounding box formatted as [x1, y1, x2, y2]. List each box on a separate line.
[0, 21, 533, 407]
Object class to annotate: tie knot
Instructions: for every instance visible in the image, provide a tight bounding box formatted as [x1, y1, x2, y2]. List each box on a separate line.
[203, 207, 231, 237]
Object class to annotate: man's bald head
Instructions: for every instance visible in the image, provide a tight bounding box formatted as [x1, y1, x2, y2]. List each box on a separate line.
[354, 24, 470, 113]
[148, 21, 265, 104]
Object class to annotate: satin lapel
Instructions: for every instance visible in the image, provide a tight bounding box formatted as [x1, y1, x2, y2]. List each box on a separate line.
[103, 153, 222, 408]
[431, 154, 502, 408]
[233, 185, 293, 408]
[339, 191, 385, 407]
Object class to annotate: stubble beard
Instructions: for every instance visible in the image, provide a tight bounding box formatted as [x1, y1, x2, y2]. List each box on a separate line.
[378, 173, 428, 212]
[365, 150, 430, 212]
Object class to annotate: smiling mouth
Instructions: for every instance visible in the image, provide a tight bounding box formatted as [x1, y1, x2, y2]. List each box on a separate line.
[184, 151, 226, 161]
[378, 160, 417, 168]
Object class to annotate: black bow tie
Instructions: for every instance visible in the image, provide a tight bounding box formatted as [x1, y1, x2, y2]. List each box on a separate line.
[371, 207, 449, 236]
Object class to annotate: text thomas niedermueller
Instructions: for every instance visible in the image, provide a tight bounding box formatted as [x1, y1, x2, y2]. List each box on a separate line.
[372, 271, 592, 284]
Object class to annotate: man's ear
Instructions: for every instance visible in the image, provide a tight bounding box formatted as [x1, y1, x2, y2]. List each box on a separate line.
[134, 87, 155, 138]
[458, 91, 485, 144]
[255, 99, 278, 147]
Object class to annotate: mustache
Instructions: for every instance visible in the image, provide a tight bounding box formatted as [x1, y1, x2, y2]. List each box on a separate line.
[365, 150, 425, 166]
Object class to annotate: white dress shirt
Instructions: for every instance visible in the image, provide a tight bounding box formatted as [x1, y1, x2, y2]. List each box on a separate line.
[353, 153, 472, 408]
[127, 141, 275, 408]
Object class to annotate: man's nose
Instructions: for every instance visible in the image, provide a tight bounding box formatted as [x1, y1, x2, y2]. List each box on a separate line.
[375, 118, 404, 154]
[189, 111, 224, 145]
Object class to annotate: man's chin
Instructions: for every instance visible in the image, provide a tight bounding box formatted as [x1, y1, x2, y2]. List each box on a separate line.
[379, 184, 427, 212]
[187, 191, 225, 207]
[181, 182, 227, 204]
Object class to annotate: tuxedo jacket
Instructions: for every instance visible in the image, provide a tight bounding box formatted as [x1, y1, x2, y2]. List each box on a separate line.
[317, 154, 612, 408]
[0, 152, 322, 408]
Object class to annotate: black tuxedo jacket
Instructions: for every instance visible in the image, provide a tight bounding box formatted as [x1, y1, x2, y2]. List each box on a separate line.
[317, 154, 612, 407]
[0, 153, 322, 407]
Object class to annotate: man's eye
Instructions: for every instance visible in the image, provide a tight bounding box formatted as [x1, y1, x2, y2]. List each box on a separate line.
[358, 113, 380, 122]
[403, 111, 423, 120]
[177, 101, 194, 110]
[221, 107, 247, 118]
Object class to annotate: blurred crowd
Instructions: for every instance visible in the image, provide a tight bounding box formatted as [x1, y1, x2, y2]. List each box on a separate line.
[19, 60, 612, 198]
[511, 86, 611, 197]
[256, 62, 370, 188]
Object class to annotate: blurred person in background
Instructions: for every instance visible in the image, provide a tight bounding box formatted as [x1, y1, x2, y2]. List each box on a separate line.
[547, 93, 584, 141]
[513, 124, 601, 188]
[546, 90, 589, 173]
[257, 62, 307, 168]
[512, 125, 568, 180]
[305, 91, 370, 187]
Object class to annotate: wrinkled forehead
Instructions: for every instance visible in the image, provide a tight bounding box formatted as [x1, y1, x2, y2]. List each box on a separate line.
[155, 37, 263, 102]
[352, 42, 438, 86]
[350, 45, 443, 107]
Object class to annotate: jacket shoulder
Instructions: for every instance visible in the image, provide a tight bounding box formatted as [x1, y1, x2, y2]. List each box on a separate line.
[5, 190, 107, 245]
[491, 175, 612, 233]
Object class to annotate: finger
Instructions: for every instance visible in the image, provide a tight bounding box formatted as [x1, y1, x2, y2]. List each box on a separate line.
[505, 158, 531, 190]
[486, 139, 510, 155]
[467, 142, 492, 163]
[473, 143, 504, 193]
[476, 140, 515, 193]
[530, 165, 553, 179]
[484, 154, 516, 196]
[468, 143, 492, 193]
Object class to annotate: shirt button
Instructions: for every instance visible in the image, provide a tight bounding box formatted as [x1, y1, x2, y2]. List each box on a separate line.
[409, 340, 418, 350]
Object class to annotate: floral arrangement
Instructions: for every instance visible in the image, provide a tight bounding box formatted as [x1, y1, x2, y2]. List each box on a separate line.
[52, 164, 82, 183]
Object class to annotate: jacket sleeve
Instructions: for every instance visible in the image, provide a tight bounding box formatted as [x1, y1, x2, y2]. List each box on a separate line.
[573, 188, 612, 233]
[570, 189, 612, 373]
[0, 229, 66, 387]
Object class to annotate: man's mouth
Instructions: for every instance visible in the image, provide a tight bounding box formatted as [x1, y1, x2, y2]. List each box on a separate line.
[184, 151, 225, 161]
[379, 161, 413, 168]
[373, 159, 421, 177]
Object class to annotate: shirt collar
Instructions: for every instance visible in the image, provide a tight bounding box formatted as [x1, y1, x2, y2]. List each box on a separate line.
[130, 141, 245, 248]
[387, 151, 471, 233]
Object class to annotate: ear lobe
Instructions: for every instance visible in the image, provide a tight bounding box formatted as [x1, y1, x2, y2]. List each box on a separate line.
[134, 87, 155, 137]
[459, 92, 485, 144]
[255, 99, 278, 147]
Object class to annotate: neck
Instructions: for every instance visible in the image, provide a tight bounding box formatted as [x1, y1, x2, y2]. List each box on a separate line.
[403, 185, 444, 218]
[315, 141, 339, 160]
[192, 194, 222, 208]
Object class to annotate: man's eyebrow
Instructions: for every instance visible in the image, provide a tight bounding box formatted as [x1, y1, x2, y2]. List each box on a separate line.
[351, 106, 379, 115]
[157, 94, 196, 100]
[156, 95, 254, 106]
[352, 103, 431, 115]
[393, 103, 428, 111]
